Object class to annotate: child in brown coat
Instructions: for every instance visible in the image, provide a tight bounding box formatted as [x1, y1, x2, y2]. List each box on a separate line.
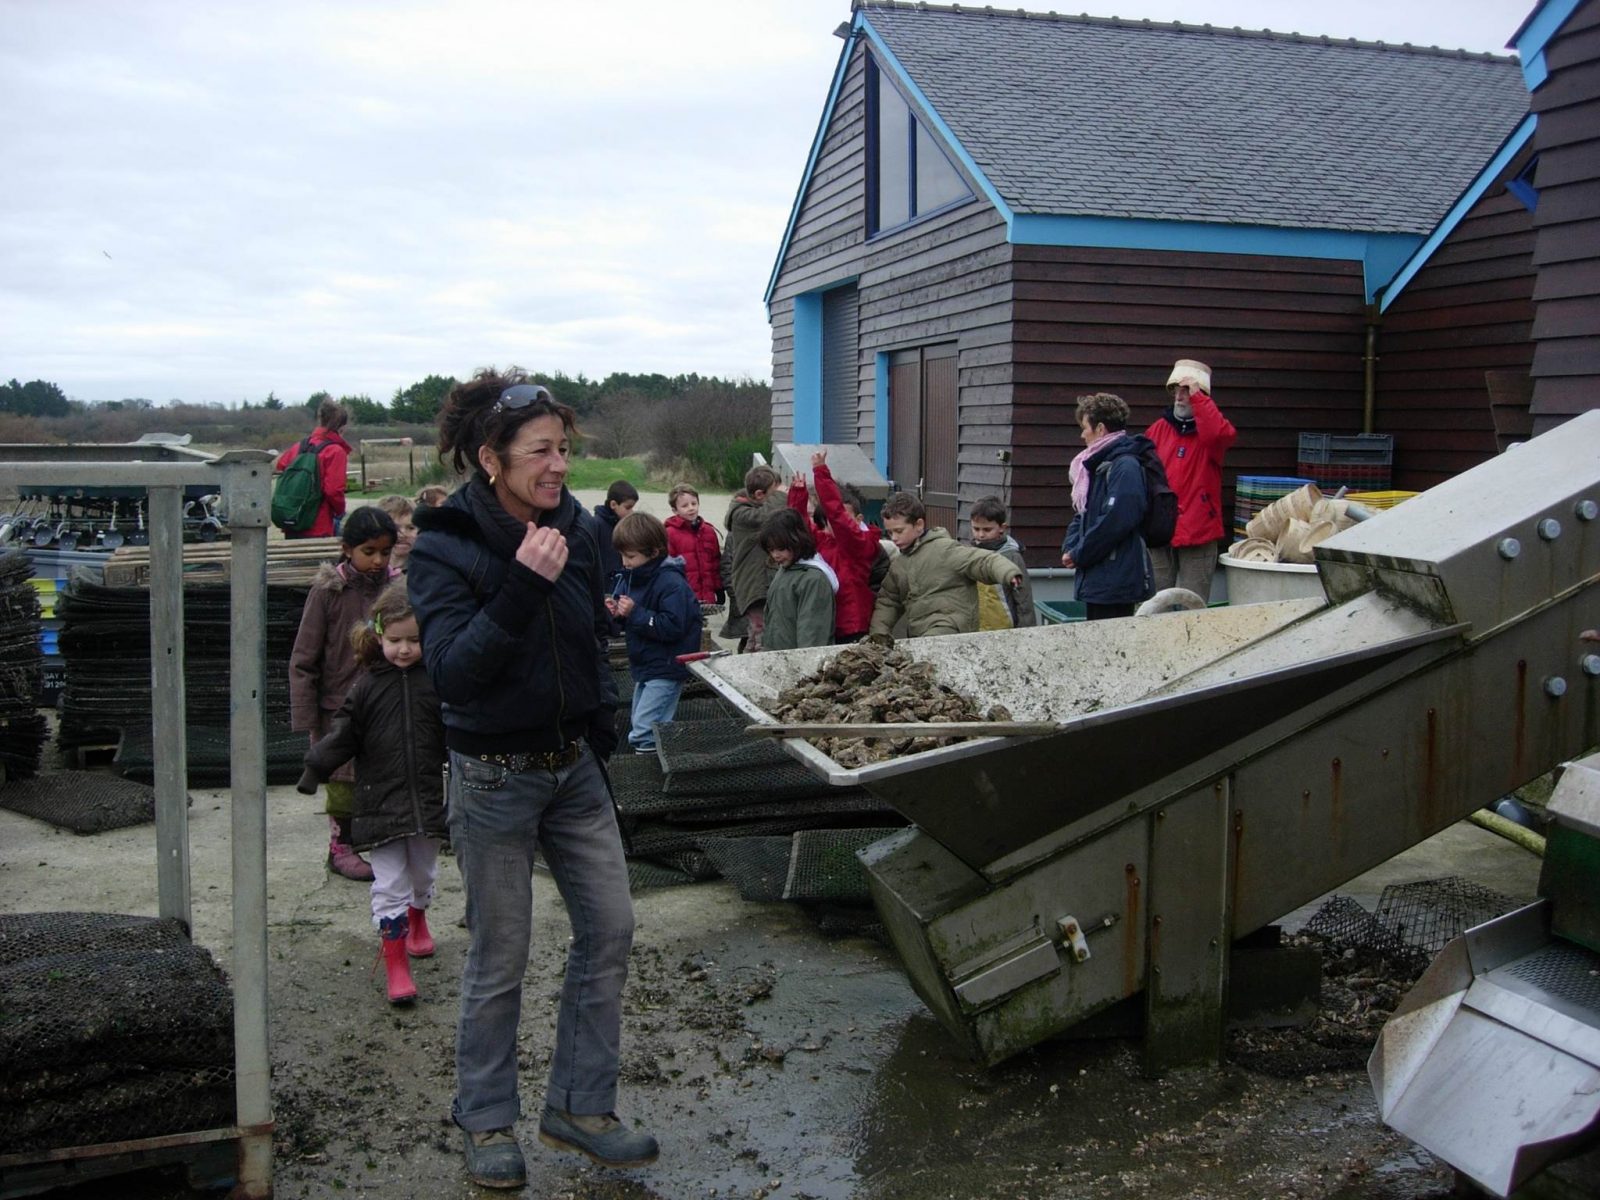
[288, 506, 400, 879]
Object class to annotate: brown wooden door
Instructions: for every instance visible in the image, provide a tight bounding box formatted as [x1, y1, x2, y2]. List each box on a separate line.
[888, 343, 959, 534]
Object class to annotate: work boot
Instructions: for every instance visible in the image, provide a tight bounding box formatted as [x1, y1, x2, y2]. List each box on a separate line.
[327, 816, 374, 881]
[378, 915, 417, 1004]
[538, 1106, 658, 1167]
[405, 905, 435, 958]
[461, 1127, 526, 1189]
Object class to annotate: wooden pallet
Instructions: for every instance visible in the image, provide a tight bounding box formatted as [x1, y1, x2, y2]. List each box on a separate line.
[102, 538, 340, 587]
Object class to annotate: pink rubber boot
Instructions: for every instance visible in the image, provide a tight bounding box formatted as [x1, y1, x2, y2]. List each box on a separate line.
[405, 905, 435, 958]
[327, 816, 374, 882]
[378, 915, 417, 1004]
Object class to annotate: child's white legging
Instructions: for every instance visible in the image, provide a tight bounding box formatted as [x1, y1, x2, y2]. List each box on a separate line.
[368, 835, 441, 926]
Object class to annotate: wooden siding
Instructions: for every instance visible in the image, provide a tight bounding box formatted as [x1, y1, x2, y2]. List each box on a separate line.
[1374, 147, 1538, 490]
[1007, 245, 1369, 565]
[1528, 0, 1600, 431]
[769, 44, 1014, 512]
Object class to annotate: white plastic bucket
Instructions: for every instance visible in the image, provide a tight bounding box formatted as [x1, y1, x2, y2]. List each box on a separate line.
[1218, 554, 1324, 606]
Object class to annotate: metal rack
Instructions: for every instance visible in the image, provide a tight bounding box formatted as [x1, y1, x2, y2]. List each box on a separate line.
[0, 449, 273, 1199]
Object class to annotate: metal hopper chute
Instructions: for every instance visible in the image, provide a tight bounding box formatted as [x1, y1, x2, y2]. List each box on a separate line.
[692, 411, 1600, 1073]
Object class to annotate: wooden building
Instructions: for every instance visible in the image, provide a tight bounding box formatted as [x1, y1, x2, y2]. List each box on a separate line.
[1519, 0, 1600, 432]
[765, 2, 1528, 563]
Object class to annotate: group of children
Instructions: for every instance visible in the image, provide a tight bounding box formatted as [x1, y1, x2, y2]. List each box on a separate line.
[289, 472, 1036, 1005]
[592, 459, 1038, 760]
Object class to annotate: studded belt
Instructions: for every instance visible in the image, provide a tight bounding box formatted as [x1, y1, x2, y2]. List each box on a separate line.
[476, 743, 583, 772]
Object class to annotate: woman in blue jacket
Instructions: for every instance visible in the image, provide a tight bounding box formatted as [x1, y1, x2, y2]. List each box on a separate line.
[407, 373, 656, 1189]
[1061, 391, 1155, 620]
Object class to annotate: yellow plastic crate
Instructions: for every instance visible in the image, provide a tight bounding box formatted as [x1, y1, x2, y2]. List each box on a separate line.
[1347, 490, 1419, 511]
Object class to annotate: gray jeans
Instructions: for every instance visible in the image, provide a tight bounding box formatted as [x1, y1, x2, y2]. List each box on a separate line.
[1149, 542, 1219, 602]
[447, 747, 635, 1131]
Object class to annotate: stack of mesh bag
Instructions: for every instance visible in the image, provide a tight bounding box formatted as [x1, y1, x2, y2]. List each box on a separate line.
[55, 578, 311, 784]
[0, 549, 47, 780]
[609, 698, 902, 906]
[0, 913, 234, 1152]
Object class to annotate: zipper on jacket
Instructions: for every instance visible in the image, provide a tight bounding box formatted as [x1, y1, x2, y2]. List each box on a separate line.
[401, 669, 422, 829]
[548, 598, 567, 745]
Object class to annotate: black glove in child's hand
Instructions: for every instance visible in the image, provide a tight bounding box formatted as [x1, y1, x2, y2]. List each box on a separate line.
[295, 767, 320, 796]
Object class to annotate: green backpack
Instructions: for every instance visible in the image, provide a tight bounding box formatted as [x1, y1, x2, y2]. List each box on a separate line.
[271, 438, 326, 533]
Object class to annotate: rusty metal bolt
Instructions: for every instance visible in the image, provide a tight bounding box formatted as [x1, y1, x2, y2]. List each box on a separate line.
[1576, 499, 1598, 522]
[1583, 655, 1600, 679]
[1544, 676, 1568, 698]
[1537, 518, 1562, 541]
[1497, 537, 1521, 560]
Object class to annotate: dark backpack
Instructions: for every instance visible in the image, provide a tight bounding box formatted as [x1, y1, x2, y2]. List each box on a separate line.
[271, 438, 326, 533]
[1135, 440, 1179, 549]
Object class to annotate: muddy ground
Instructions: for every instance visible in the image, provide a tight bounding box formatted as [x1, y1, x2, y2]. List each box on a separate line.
[1, 767, 1570, 1200]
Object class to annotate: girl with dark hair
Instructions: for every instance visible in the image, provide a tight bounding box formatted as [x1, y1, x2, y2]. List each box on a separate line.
[273, 398, 351, 539]
[758, 506, 837, 651]
[289, 505, 400, 879]
[406, 370, 654, 1189]
[298, 582, 445, 1004]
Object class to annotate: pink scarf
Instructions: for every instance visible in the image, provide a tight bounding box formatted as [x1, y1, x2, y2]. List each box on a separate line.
[1069, 429, 1127, 512]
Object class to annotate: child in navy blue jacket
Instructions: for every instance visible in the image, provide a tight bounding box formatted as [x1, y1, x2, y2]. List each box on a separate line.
[605, 511, 702, 754]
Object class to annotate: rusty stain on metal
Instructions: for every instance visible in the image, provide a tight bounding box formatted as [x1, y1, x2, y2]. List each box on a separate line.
[1514, 658, 1528, 781]
[1330, 757, 1343, 830]
[1424, 707, 1440, 827]
[1123, 863, 1141, 996]
[1230, 807, 1245, 938]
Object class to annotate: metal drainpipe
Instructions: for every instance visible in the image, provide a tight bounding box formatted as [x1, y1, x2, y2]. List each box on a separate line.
[1363, 305, 1380, 435]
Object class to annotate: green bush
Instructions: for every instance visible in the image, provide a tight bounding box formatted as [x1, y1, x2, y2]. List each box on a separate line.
[684, 436, 771, 491]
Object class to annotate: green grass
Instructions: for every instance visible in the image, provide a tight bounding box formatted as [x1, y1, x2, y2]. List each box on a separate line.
[567, 457, 649, 490]
[347, 456, 649, 500]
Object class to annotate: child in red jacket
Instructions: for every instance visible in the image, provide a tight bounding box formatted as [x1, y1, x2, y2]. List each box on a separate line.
[786, 450, 880, 642]
[664, 483, 724, 604]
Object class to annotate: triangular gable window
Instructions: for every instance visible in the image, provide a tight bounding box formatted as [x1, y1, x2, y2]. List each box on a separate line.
[866, 55, 971, 236]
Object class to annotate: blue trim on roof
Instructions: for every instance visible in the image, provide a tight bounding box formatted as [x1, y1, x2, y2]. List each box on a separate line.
[1513, 0, 1583, 90]
[1377, 114, 1538, 314]
[764, 30, 860, 308]
[1009, 215, 1422, 302]
[873, 353, 890, 478]
[792, 293, 824, 443]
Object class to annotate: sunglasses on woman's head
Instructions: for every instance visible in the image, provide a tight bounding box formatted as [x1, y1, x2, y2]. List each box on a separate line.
[493, 383, 553, 414]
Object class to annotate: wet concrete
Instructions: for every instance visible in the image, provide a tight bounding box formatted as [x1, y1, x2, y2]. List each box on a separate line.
[0, 778, 1553, 1199]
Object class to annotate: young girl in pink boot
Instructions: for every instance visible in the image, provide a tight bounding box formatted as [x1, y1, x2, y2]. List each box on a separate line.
[299, 581, 447, 1004]
[289, 506, 400, 881]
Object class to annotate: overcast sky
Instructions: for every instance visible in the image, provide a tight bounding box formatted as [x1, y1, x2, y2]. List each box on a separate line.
[0, 0, 1533, 407]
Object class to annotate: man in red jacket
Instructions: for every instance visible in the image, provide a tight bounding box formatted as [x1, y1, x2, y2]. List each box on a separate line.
[1144, 359, 1236, 602]
[274, 398, 352, 539]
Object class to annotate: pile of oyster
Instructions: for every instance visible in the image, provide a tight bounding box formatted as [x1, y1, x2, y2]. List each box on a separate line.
[768, 641, 1012, 767]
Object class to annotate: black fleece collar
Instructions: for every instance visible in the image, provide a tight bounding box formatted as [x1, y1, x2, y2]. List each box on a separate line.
[1161, 408, 1196, 435]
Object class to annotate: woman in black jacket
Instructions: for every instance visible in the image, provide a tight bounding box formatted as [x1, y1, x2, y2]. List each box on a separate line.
[407, 372, 654, 1189]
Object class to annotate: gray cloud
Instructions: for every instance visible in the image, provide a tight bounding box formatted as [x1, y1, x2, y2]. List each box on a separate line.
[0, 0, 1528, 404]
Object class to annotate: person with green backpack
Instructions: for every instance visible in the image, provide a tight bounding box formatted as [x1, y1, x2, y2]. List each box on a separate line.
[272, 398, 352, 538]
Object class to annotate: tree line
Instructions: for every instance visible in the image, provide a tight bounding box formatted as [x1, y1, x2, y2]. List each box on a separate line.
[5, 369, 768, 425]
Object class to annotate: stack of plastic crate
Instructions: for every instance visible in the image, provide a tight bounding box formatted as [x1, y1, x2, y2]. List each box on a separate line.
[1233, 476, 1316, 540]
[1297, 433, 1393, 492]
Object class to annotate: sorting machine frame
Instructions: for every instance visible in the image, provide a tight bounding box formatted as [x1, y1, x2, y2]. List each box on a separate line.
[694, 411, 1600, 1077]
[0, 451, 274, 1199]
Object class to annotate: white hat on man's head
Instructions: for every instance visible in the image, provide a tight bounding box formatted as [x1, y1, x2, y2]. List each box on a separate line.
[1166, 359, 1211, 393]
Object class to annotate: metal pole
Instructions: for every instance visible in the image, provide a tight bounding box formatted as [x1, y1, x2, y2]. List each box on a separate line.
[221, 456, 274, 1197]
[148, 485, 190, 929]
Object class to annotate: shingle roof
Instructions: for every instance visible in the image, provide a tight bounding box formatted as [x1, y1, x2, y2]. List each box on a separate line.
[859, 3, 1530, 234]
